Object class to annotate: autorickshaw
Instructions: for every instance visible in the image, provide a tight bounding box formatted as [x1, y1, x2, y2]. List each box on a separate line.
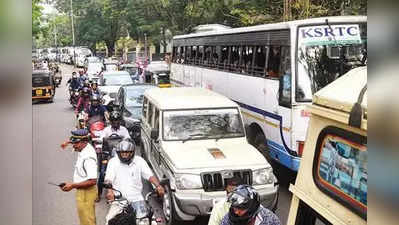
[286, 67, 367, 225]
[32, 70, 56, 103]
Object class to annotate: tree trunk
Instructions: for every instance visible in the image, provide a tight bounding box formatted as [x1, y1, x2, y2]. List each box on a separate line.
[105, 40, 115, 57]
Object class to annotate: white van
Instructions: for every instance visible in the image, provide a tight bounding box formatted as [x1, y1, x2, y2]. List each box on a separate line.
[141, 87, 279, 225]
[286, 67, 367, 225]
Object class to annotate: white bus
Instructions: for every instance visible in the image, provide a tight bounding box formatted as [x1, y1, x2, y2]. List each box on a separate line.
[170, 16, 367, 171]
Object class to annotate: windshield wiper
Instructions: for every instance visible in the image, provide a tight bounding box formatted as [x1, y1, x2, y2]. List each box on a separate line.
[182, 133, 206, 143]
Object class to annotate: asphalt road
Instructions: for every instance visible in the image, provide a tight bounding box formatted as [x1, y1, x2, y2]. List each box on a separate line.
[33, 64, 295, 225]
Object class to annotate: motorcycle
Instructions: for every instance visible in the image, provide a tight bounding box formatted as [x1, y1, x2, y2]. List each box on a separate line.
[69, 87, 80, 108]
[76, 111, 88, 129]
[88, 115, 106, 153]
[54, 75, 62, 87]
[104, 183, 163, 225]
[97, 133, 123, 201]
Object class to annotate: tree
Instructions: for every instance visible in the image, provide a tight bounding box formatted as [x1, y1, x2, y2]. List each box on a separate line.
[32, 0, 44, 38]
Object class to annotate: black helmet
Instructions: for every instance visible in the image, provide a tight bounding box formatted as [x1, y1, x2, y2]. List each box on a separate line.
[227, 185, 261, 225]
[109, 111, 122, 121]
[115, 139, 136, 164]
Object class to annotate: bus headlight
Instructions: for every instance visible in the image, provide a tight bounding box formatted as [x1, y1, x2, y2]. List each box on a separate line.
[175, 174, 202, 190]
[252, 168, 275, 185]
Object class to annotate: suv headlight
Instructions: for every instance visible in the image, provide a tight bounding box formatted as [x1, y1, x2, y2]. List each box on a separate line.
[175, 174, 202, 190]
[252, 167, 275, 185]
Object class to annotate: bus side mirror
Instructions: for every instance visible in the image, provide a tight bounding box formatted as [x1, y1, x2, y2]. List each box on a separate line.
[150, 128, 159, 140]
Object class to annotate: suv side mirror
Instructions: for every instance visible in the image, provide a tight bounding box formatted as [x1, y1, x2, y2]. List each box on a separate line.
[150, 128, 159, 140]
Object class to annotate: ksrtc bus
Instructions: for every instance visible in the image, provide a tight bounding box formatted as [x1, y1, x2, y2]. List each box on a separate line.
[170, 16, 367, 171]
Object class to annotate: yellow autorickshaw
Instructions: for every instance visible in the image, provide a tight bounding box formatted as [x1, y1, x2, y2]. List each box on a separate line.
[32, 70, 56, 103]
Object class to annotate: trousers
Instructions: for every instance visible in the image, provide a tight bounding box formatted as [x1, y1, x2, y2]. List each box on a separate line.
[76, 185, 97, 225]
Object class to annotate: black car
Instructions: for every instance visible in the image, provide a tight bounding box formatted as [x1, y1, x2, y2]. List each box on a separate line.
[115, 84, 158, 142]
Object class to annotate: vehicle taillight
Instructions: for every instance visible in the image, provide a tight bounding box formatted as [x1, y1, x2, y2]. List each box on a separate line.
[297, 141, 305, 157]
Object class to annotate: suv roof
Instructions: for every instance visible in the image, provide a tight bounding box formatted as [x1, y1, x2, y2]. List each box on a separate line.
[144, 87, 238, 110]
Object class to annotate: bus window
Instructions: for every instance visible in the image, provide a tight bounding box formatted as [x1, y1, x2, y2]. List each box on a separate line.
[267, 46, 281, 78]
[197, 46, 203, 65]
[191, 46, 197, 65]
[230, 46, 239, 71]
[278, 46, 291, 107]
[172, 47, 177, 63]
[254, 46, 266, 76]
[211, 46, 219, 68]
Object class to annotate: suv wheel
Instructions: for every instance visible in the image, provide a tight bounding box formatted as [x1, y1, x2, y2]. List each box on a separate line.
[254, 133, 273, 164]
[163, 184, 177, 225]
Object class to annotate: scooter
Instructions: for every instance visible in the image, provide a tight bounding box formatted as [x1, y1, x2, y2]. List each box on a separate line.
[76, 111, 88, 129]
[104, 183, 163, 225]
[88, 115, 106, 153]
[68, 87, 80, 108]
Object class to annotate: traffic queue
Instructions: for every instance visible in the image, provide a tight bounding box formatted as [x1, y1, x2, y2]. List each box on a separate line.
[32, 52, 367, 225]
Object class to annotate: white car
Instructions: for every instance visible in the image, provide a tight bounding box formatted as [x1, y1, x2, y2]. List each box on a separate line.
[98, 71, 134, 108]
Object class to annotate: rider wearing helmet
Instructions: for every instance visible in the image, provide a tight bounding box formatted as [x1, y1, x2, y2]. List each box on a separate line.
[67, 72, 81, 90]
[208, 177, 244, 225]
[104, 139, 165, 225]
[75, 87, 91, 114]
[101, 111, 130, 140]
[87, 94, 109, 123]
[78, 69, 87, 86]
[91, 80, 100, 95]
[220, 185, 281, 225]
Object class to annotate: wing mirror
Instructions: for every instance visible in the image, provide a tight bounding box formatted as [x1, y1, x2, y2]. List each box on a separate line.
[150, 128, 159, 140]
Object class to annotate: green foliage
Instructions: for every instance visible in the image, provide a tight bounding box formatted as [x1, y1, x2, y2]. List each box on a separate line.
[32, 0, 44, 38]
[42, 0, 366, 52]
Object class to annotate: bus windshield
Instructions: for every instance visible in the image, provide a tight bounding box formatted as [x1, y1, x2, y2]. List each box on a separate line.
[296, 23, 367, 102]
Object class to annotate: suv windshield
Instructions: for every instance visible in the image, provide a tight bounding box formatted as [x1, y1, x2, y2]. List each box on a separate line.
[297, 23, 367, 101]
[163, 108, 245, 141]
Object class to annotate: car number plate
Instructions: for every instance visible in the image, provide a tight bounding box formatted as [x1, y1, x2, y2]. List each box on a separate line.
[36, 89, 43, 95]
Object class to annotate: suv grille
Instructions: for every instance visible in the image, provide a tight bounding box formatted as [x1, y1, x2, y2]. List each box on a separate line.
[201, 170, 252, 192]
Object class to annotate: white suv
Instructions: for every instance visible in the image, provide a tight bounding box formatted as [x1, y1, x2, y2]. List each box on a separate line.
[141, 87, 278, 225]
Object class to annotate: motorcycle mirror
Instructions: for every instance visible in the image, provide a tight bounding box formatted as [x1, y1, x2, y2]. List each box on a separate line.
[114, 192, 122, 199]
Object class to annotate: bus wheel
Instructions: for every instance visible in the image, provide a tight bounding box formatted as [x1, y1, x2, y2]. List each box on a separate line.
[254, 133, 273, 164]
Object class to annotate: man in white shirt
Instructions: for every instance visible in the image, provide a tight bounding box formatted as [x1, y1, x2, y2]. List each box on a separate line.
[61, 129, 98, 225]
[104, 139, 165, 225]
[97, 111, 130, 202]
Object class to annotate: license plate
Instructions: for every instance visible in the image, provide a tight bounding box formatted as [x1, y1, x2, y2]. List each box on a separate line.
[36, 89, 43, 95]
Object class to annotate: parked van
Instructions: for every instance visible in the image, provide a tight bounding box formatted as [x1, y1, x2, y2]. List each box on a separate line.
[286, 67, 367, 225]
[141, 87, 279, 225]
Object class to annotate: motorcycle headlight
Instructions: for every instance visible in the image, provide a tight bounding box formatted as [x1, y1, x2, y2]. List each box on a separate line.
[252, 167, 275, 185]
[175, 174, 202, 190]
[75, 92, 79, 96]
